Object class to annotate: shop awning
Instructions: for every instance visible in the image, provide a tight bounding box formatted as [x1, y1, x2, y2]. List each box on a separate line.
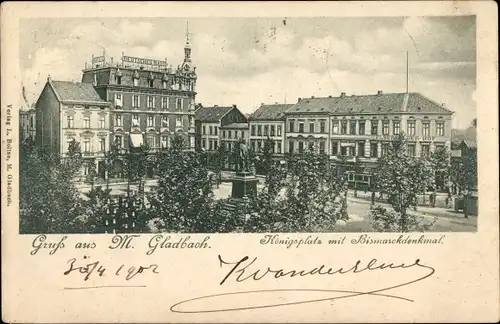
[129, 134, 144, 148]
[340, 142, 355, 147]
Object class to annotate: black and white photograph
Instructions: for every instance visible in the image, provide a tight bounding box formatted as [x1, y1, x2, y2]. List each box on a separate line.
[19, 15, 478, 234]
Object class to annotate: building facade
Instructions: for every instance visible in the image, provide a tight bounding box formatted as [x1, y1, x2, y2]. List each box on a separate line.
[20, 107, 36, 143]
[35, 77, 111, 178]
[194, 105, 248, 152]
[248, 103, 290, 159]
[81, 37, 197, 153]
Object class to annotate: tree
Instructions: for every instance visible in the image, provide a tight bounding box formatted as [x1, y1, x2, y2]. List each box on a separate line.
[212, 142, 227, 187]
[370, 133, 435, 232]
[428, 146, 451, 191]
[85, 159, 97, 190]
[148, 136, 217, 232]
[20, 142, 85, 234]
[261, 137, 274, 175]
[104, 141, 122, 189]
[450, 150, 477, 218]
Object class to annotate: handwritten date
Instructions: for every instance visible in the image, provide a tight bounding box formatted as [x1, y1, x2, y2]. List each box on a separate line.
[63, 257, 159, 281]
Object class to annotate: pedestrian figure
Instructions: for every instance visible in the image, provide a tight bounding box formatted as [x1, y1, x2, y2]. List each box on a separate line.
[445, 196, 449, 209]
[371, 191, 375, 206]
[430, 192, 435, 208]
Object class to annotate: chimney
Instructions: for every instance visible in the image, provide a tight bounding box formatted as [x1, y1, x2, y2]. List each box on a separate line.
[340, 92, 346, 97]
[298, 97, 301, 102]
[377, 90, 383, 95]
[232, 104, 237, 108]
[328, 95, 332, 98]
[214, 104, 218, 108]
[47, 75, 52, 82]
[275, 102, 278, 104]
[311, 96, 315, 99]
[441, 103, 445, 107]
[261, 102, 264, 106]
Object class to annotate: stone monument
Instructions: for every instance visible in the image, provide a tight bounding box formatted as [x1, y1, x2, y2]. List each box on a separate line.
[231, 139, 258, 199]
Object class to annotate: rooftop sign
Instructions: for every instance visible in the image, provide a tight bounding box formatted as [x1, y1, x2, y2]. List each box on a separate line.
[122, 55, 167, 67]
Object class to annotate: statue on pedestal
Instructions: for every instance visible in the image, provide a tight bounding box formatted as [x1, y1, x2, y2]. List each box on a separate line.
[237, 139, 250, 173]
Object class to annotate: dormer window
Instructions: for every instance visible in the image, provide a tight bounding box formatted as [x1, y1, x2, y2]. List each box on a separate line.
[116, 76, 122, 85]
[162, 81, 167, 89]
[149, 79, 154, 87]
[133, 78, 139, 87]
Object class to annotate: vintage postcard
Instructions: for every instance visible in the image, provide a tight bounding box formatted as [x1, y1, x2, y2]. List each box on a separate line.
[1, 1, 499, 323]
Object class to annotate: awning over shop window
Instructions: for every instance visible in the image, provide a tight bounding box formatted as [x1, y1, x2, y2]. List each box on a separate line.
[129, 134, 144, 148]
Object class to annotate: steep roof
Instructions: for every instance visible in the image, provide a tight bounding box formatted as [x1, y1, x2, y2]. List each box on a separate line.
[249, 104, 293, 121]
[50, 80, 107, 103]
[288, 92, 453, 115]
[195, 106, 233, 122]
[461, 139, 477, 149]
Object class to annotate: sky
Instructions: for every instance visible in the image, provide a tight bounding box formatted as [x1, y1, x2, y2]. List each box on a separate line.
[20, 16, 476, 128]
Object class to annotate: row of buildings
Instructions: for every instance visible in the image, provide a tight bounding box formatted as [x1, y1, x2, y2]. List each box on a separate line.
[21, 33, 454, 188]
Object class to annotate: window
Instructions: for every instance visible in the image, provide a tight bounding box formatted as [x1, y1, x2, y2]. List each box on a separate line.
[146, 136, 154, 147]
[83, 139, 90, 153]
[202, 139, 206, 149]
[319, 141, 325, 154]
[264, 125, 269, 136]
[209, 126, 213, 135]
[393, 121, 400, 135]
[251, 125, 256, 136]
[320, 120, 326, 133]
[407, 121, 416, 136]
[382, 120, 389, 135]
[233, 130, 237, 139]
[161, 136, 168, 148]
[132, 114, 140, 127]
[99, 116, 105, 129]
[270, 125, 275, 136]
[371, 120, 378, 135]
[435, 144, 445, 152]
[228, 130, 232, 138]
[99, 138, 106, 152]
[436, 122, 445, 136]
[147, 116, 154, 127]
[148, 80, 154, 87]
[357, 142, 365, 157]
[116, 76, 122, 85]
[421, 144, 430, 157]
[422, 122, 430, 137]
[299, 122, 304, 133]
[370, 143, 378, 158]
[67, 115, 74, 128]
[382, 143, 389, 156]
[133, 78, 139, 87]
[176, 116, 182, 130]
[277, 141, 282, 154]
[359, 121, 365, 135]
[407, 144, 416, 157]
[331, 141, 338, 155]
[277, 125, 282, 136]
[289, 140, 294, 153]
[214, 141, 218, 150]
[133, 95, 139, 108]
[350, 121, 356, 135]
[115, 93, 123, 107]
[222, 130, 226, 138]
[298, 141, 304, 153]
[348, 147, 355, 156]
[256, 141, 261, 152]
[162, 116, 169, 128]
[162, 81, 167, 89]
[332, 121, 339, 134]
[202, 125, 206, 135]
[209, 140, 213, 151]
[289, 120, 294, 132]
[176, 98, 183, 111]
[341, 121, 347, 134]
[115, 115, 122, 127]
[257, 126, 262, 136]
[214, 127, 218, 135]
[309, 122, 315, 133]
[147, 96, 154, 108]
[161, 97, 169, 110]
[115, 135, 122, 148]
[83, 116, 90, 129]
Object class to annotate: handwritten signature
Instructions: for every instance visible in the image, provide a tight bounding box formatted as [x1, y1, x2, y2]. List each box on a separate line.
[170, 255, 435, 313]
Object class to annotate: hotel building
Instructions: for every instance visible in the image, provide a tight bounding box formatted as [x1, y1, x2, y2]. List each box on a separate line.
[81, 36, 197, 153]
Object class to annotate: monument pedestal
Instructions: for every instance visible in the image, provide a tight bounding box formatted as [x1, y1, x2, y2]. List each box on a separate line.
[231, 171, 258, 199]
